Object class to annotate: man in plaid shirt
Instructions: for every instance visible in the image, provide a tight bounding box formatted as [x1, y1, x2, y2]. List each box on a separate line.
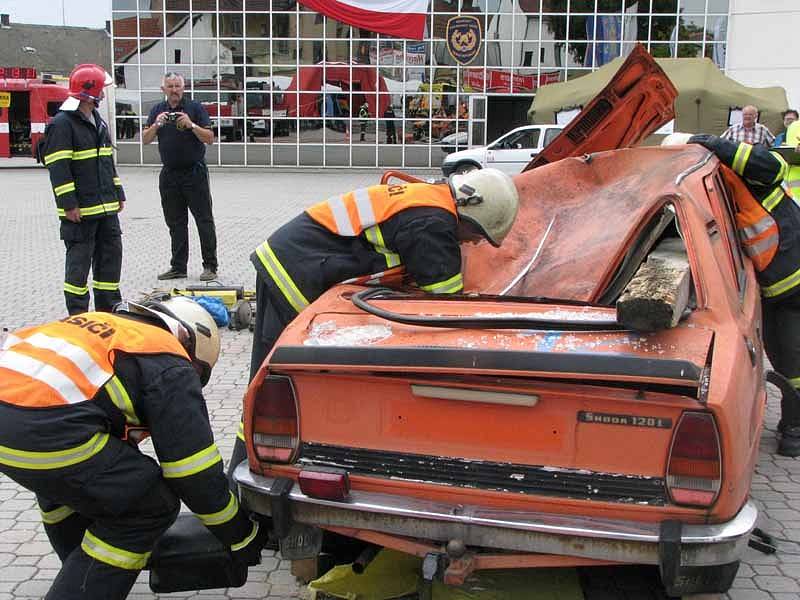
[721, 104, 775, 147]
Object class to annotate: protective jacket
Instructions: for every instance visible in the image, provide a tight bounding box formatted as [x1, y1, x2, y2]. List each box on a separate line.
[691, 135, 800, 300]
[0, 314, 256, 559]
[786, 164, 800, 200]
[251, 182, 464, 315]
[42, 108, 126, 221]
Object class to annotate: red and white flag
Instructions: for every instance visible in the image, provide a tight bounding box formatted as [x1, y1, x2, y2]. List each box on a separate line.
[298, 0, 428, 40]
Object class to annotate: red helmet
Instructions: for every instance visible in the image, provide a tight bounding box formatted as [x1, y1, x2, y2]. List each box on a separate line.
[68, 64, 112, 103]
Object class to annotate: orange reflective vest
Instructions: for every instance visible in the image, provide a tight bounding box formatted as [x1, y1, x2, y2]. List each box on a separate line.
[306, 183, 458, 236]
[720, 165, 779, 272]
[0, 313, 188, 408]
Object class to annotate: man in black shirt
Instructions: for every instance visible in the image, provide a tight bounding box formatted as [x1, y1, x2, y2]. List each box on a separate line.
[144, 72, 219, 281]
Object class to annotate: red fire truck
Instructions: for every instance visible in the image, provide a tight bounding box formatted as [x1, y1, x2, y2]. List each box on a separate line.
[0, 67, 70, 159]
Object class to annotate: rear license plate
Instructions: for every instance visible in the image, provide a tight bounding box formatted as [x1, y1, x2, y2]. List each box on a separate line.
[279, 523, 323, 560]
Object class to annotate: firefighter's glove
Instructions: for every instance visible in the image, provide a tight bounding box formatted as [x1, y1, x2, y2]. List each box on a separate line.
[230, 519, 269, 567]
[687, 134, 715, 149]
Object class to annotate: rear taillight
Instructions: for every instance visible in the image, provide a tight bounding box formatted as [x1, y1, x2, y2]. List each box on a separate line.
[666, 411, 721, 507]
[299, 467, 351, 501]
[252, 375, 298, 463]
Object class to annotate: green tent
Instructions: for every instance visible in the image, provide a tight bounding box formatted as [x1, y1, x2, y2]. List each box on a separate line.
[529, 57, 788, 139]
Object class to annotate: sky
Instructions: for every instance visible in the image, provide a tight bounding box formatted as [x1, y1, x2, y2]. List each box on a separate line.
[1, 0, 112, 29]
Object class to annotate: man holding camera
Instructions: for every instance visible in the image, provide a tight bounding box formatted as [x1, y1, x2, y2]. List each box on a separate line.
[144, 72, 218, 281]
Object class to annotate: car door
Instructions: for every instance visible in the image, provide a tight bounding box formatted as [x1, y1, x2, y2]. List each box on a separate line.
[486, 128, 541, 174]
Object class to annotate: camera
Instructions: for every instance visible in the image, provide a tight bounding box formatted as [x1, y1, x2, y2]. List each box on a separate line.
[164, 112, 179, 123]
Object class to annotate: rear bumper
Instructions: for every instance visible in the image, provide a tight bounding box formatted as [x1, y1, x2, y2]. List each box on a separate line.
[235, 463, 756, 567]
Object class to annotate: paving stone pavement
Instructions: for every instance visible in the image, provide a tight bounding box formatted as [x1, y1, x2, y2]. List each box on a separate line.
[1, 165, 799, 600]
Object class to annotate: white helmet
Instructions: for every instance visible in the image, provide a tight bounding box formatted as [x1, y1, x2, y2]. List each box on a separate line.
[449, 168, 520, 247]
[113, 296, 220, 386]
[661, 132, 694, 146]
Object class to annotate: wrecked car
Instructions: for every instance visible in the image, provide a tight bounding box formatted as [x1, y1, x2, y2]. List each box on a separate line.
[234, 46, 763, 597]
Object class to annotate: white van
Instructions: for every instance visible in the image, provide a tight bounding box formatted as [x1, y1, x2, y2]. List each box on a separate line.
[441, 124, 562, 176]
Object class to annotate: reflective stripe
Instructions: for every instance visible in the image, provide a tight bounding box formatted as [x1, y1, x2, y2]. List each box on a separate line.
[743, 234, 778, 258]
[0, 350, 87, 405]
[160, 443, 222, 479]
[54, 182, 76, 196]
[732, 143, 752, 176]
[364, 224, 402, 268]
[762, 265, 800, 298]
[419, 272, 464, 294]
[72, 148, 98, 160]
[741, 214, 776, 238]
[771, 151, 789, 183]
[81, 530, 150, 570]
[113, 176, 122, 186]
[327, 194, 355, 236]
[57, 202, 120, 218]
[231, 521, 259, 552]
[64, 282, 89, 295]
[92, 280, 120, 291]
[40, 504, 75, 525]
[43, 149, 73, 165]
[353, 187, 376, 229]
[0, 431, 109, 470]
[254, 241, 309, 313]
[237, 421, 245, 441]
[762, 186, 784, 212]
[197, 491, 239, 527]
[789, 377, 800, 389]
[21, 332, 112, 388]
[98, 147, 113, 157]
[104, 375, 139, 425]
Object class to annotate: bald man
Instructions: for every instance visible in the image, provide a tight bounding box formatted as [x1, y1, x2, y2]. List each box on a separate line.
[721, 104, 775, 147]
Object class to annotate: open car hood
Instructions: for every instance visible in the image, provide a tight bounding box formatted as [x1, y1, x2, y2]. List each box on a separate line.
[524, 43, 678, 172]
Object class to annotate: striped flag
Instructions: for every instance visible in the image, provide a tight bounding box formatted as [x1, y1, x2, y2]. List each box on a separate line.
[298, 0, 428, 40]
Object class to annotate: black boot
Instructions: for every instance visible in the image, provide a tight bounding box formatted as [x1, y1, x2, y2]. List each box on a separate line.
[767, 371, 800, 457]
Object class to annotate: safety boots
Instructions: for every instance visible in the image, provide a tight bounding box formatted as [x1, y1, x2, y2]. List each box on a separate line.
[766, 371, 800, 457]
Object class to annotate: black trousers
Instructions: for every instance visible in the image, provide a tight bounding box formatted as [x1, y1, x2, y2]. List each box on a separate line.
[2, 436, 179, 600]
[763, 293, 800, 420]
[228, 272, 296, 491]
[61, 216, 122, 315]
[159, 163, 218, 272]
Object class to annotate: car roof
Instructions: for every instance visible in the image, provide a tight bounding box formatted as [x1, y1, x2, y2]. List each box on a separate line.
[461, 144, 711, 301]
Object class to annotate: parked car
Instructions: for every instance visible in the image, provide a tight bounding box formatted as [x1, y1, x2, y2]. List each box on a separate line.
[234, 46, 762, 598]
[440, 124, 562, 176]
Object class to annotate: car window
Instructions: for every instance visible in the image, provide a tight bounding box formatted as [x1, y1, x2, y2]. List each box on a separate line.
[704, 173, 746, 299]
[498, 129, 540, 149]
[544, 127, 562, 146]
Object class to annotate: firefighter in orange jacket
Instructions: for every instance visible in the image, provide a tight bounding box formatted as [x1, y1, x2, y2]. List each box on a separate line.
[0, 297, 266, 599]
[227, 168, 520, 485]
[665, 133, 800, 456]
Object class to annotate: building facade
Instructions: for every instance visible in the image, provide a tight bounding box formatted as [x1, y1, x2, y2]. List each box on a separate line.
[111, 0, 730, 167]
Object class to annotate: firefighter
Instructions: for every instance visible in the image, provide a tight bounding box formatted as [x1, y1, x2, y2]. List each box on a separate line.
[664, 132, 800, 456]
[780, 120, 800, 199]
[0, 297, 266, 599]
[42, 64, 126, 316]
[227, 168, 520, 485]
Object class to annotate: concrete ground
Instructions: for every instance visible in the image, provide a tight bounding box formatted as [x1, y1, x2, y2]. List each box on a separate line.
[0, 165, 798, 600]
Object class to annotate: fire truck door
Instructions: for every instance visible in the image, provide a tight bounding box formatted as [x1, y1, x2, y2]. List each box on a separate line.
[9, 92, 31, 156]
[0, 92, 9, 158]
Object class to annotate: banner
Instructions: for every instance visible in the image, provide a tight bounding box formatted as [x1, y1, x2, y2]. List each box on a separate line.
[298, 0, 428, 40]
[463, 69, 560, 93]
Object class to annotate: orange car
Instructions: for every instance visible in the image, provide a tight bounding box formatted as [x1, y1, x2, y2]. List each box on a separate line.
[235, 47, 763, 597]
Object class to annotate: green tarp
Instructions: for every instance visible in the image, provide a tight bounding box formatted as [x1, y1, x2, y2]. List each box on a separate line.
[308, 549, 584, 600]
[529, 57, 788, 138]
